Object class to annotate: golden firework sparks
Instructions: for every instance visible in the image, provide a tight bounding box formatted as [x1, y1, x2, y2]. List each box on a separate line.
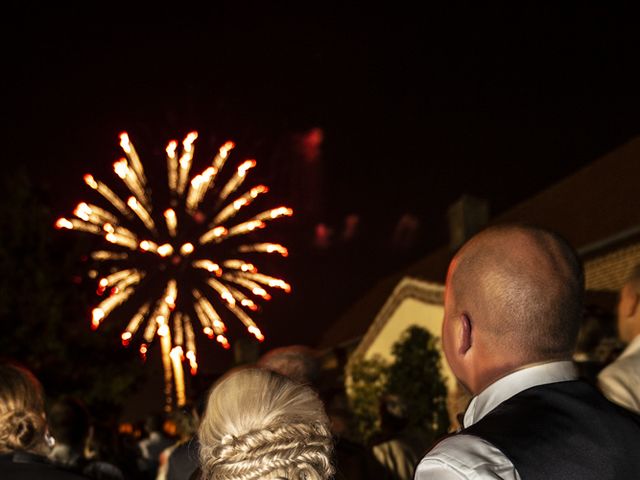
[57, 131, 292, 409]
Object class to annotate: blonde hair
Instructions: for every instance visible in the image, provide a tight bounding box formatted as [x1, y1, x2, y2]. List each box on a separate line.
[198, 368, 334, 480]
[0, 363, 49, 455]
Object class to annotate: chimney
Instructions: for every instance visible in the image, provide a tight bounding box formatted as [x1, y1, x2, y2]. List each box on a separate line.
[447, 195, 489, 251]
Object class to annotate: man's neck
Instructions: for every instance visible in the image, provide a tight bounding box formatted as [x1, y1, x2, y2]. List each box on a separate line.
[473, 356, 573, 395]
[463, 360, 578, 427]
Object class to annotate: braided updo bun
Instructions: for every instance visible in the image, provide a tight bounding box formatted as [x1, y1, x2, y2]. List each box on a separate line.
[0, 363, 49, 455]
[199, 368, 334, 480]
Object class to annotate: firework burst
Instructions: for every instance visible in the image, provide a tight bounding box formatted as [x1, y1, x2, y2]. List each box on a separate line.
[56, 132, 292, 408]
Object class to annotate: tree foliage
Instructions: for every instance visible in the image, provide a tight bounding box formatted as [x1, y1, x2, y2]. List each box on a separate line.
[386, 326, 449, 437]
[346, 355, 388, 443]
[347, 325, 450, 444]
[0, 170, 143, 418]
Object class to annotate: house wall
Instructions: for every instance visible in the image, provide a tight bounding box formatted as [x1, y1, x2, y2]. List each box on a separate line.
[362, 298, 456, 397]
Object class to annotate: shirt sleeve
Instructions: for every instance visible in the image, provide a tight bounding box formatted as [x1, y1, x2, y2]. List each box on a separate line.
[414, 435, 521, 480]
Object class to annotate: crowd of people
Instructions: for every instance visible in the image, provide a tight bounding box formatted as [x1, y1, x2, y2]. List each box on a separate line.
[2, 224, 640, 479]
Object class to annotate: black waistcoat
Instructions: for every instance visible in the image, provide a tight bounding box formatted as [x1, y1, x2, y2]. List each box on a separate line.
[461, 380, 640, 480]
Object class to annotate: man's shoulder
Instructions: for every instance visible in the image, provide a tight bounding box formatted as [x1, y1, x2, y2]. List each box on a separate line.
[598, 354, 640, 413]
[415, 434, 519, 479]
[600, 351, 640, 379]
[0, 455, 90, 480]
[599, 354, 640, 393]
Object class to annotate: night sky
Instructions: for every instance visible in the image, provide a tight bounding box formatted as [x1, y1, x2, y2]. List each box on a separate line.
[3, 4, 640, 376]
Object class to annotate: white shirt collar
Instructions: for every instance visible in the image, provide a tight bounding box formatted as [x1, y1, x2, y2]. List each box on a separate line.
[619, 334, 640, 360]
[463, 360, 578, 428]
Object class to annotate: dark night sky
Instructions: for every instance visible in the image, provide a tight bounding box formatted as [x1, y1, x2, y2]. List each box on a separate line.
[3, 4, 640, 375]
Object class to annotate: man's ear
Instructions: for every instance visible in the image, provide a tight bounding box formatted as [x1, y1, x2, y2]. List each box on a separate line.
[459, 313, 472, 355]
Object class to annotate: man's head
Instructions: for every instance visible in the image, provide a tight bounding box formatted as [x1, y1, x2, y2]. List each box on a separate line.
[442, 224, 584, 394]
[256, 345, 320, 386]
[617, 264, 640, 343]
[48, 397, 90, 449]
[144, 413, 164, 435]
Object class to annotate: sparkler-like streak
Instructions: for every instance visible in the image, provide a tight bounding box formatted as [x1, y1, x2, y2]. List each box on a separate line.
[56, 132, 292, 410]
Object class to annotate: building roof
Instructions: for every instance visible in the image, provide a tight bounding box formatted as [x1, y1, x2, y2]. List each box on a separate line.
[493, 135, 640, 251]
[584, 242, 640, 292]
[318, 136, 640, 349]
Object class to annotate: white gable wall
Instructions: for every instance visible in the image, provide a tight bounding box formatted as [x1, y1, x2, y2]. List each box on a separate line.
[363, 298, 456, 396]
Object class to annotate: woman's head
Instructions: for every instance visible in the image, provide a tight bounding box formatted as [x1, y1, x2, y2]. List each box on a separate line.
[198, 368, 334, 480]
[0, 363, 49, 455]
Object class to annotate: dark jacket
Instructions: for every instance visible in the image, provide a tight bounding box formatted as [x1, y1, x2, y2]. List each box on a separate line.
[1, 451, 90, 480]
[167, 438, 199, 480]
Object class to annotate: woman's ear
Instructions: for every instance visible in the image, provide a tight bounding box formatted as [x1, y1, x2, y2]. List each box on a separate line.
[459, 313, 472, 355]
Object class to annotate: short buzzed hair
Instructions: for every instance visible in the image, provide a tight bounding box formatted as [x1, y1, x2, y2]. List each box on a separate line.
[256, 345, 320, 386]
[48, 397, 90, 447]
[451, 224, 585, 359]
